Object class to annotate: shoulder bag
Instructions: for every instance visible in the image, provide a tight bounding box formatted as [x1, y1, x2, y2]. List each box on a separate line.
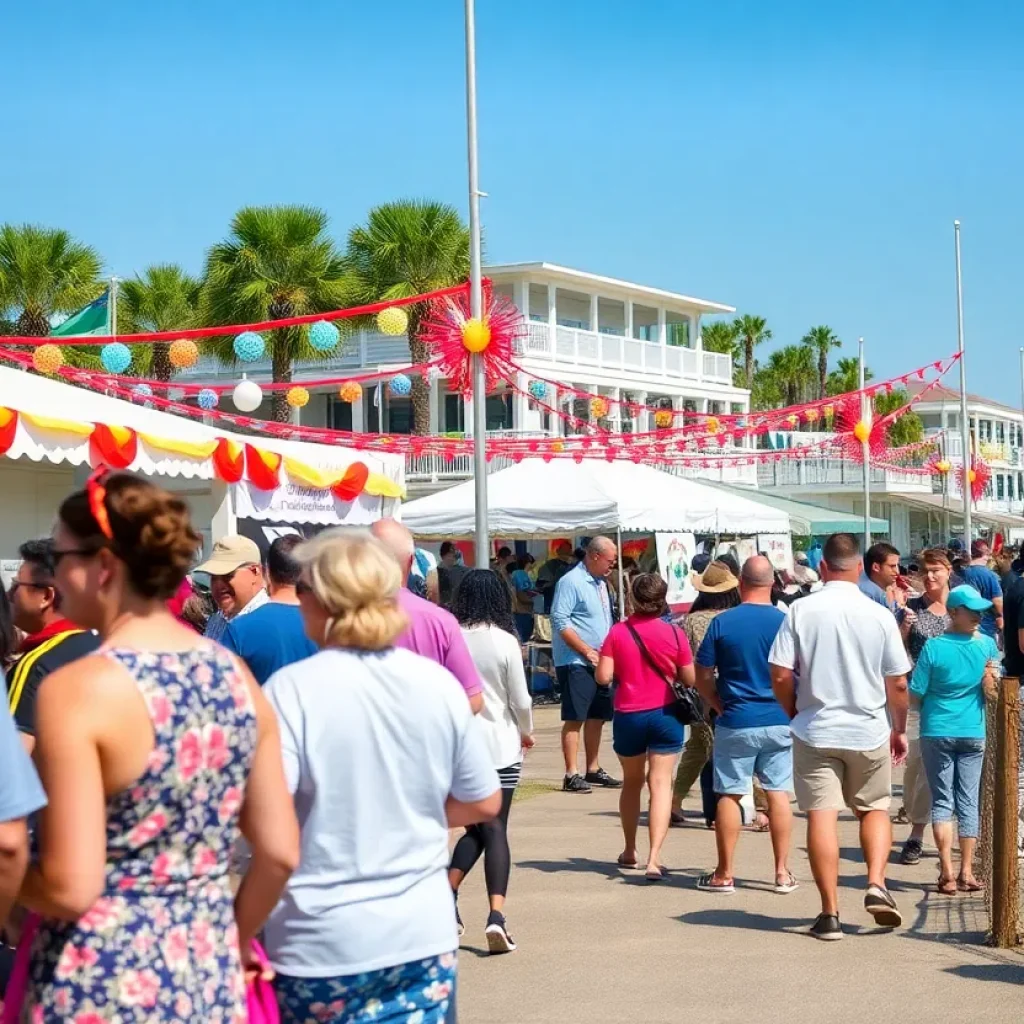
[625, 621, 705, 725]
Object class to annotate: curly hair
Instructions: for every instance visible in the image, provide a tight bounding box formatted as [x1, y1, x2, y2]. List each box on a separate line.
[450, 568, 518, 638]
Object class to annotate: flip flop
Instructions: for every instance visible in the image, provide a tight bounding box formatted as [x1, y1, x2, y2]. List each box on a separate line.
[617, 854, 640, 870]
[645, 866, 665, 882]
[774, 872, 799, 895]
[936, 878, 958, 896]
[957, 878, 985, 893]
[750, 812, 770, 832]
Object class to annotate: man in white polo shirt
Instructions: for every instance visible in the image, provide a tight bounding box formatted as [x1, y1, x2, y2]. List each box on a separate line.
[769, 532, 911, 942]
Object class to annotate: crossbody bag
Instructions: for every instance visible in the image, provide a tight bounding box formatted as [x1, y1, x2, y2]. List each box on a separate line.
[625, 621, 705, 725]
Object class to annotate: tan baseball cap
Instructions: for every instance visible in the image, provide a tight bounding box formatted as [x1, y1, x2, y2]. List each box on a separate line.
[194, 536, 262, 576]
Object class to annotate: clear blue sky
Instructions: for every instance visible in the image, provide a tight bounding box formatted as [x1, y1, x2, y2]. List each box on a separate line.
[5, 1, 1023, 402]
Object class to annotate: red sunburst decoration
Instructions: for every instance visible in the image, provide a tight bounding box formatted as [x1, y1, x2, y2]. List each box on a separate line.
[417, 289, 523, 396]
[957, 457, 991, 503]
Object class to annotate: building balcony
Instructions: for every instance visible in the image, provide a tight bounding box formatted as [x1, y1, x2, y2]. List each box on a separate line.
[924, 430, 1023, 467]
[757, 459, 934, 494]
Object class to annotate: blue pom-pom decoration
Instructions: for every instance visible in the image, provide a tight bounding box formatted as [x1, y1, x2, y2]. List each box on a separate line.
[528, 380, 548, 401]
[233, 331, 265, 362]
[389, 373, 412, 397]
[197, 388, 219, 410]
[132, 383, 153, 403]
[309, 320, 339, 353]
[100, 342, 131, 374]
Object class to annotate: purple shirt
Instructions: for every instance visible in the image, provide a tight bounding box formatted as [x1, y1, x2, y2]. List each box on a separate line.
[395, 588, 484, 698]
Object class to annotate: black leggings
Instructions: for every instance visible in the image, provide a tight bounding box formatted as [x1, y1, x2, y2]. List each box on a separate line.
[449, 787, 515, 897]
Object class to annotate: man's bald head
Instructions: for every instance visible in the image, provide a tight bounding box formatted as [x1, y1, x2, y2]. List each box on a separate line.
[739, 555, 776, 604]
[370, 518, 415, 575]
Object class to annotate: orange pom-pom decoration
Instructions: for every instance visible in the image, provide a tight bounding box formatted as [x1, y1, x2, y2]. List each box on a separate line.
[339, 382, 362, 403]
[706, 416, 720, 433]
[33, 343, 63, 374]
[590, 397, 609, 419]
[461, 318, 492, 353]
[854, 421, 871, 443]
[168, 339, 199, 369]
[654, 410, 673, 428]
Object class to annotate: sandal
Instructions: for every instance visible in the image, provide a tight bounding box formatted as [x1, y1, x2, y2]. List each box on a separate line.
[957, 878, 985, 893]
[645, 865, 665, 882]
[936, 877, 958, 896]
[750, 812, 770, 833]
[617, 854, 640, 870]
[774, 872, 799, 895]
[696, 872, 735, 894]
[670, 811, 687, 828]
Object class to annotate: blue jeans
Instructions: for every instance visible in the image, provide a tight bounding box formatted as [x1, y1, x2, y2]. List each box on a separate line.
[920, 736, 986, 838]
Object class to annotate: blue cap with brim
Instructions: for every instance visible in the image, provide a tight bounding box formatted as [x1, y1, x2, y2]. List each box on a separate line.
[947, 585, 993, 613]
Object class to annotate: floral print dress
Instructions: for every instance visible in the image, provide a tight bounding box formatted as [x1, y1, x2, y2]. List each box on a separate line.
[24, 646, 257, 1023]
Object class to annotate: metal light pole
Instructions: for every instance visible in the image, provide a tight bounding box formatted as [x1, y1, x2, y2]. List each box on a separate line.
[859, 336, 871, 551]
[465, 0, 489, 568]
[954, 220, 971, 543]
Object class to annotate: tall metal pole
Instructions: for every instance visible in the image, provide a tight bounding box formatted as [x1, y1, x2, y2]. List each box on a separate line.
[109, 276, 119, 337]
[954, 220, 972, 543]
[860, 337, 871, 551]
[465, 0, 488, 568]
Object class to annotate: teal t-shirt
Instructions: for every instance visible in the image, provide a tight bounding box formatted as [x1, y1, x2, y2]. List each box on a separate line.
[909, 631, 999, 739]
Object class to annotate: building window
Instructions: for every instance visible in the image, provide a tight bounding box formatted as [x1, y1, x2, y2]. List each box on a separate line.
[444, 394, 465, 433]
[1009, 475, 1016, 500]
[684, 399, 698, 413]
[486, 393, 513, 431]
[666, 321, 690, 348]
[997, 474, 1006, 500]
[329, 396, 353, 431]
[996, 421, 1006, 444]
[386, 397, 413, 435]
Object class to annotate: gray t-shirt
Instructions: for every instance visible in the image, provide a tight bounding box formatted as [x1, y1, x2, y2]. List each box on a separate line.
[263, 647, 498, 977]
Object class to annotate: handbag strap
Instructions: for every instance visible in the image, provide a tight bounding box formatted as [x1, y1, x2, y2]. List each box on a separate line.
[625, 621, 677, 687]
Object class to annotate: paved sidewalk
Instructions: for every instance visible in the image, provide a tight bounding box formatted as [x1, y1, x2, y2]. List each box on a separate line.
[456, 709, 1023, 1024]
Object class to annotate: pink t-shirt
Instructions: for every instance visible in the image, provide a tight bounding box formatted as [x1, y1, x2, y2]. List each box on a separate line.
[394, 588, 484, 698]
[600, 615, 693, 713]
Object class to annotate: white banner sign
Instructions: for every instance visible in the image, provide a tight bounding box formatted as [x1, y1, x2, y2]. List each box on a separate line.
[715, 538, 757, 567]
[232, 481, 385, 525]
[758, 533, 794, 572]
[655, 532, 697, 605]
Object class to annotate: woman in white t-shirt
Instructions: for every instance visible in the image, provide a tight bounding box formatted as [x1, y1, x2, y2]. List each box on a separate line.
[263, 532, 501, 1024]
[448, 569, 535, 955]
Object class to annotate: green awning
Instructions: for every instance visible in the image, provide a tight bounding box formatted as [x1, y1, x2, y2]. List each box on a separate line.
[709, 484, 889, 536]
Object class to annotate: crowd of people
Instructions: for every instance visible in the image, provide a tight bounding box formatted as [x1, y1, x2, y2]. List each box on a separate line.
[0, 473, 1017, 1022]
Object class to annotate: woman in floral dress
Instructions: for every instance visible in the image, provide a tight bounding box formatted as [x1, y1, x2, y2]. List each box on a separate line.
[15, 471, 299, 1022]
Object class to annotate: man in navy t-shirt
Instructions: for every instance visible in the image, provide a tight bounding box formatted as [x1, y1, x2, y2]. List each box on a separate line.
[693, 556, 794, 896]
[222, 534, 317, 684]
[959, 539, 1004, 640]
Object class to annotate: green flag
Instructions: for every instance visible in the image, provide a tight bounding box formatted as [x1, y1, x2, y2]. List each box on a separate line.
[51, 288, 110, 337]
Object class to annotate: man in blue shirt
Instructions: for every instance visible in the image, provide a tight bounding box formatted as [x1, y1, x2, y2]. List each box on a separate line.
[859, 542, 901, 610]
[551, 536, 621, 793]
[959, 540, 1004, 639]
[694, 556, 793, 895]
[222, 534, 317, 684]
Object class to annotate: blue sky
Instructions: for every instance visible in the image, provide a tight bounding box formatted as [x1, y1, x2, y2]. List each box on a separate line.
[5, 1, 1023, 402]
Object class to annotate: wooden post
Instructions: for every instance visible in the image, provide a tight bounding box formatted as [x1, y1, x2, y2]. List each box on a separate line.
[991, 676, 1020, 948]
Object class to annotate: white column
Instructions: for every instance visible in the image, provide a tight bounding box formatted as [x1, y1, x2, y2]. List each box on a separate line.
[464, 395, 474, 437]
[700, 397, 709, 414]
[547, 283, 557, 336]
[515, 278, 530, 316]
[692, 314, 701, 351]
[634, 389, 648, 433]
[609, 386, 622, 433]
[657, 308, 667, 346]
[514, 371, 529, 431]
[625, 300, 634, 340]
[428, 375, 440, 434]
[550, 386, 562, 436]
[352, 388, 365, 433]
[590, 293, 600, 334]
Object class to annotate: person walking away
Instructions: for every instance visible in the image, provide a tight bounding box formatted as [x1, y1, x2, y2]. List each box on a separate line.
[536, 542, 575, 615]
[694, 557, 795, 895]
[510, 553, 538, 644]
[911, 585, 1000, 895]
[596, 573, 692, 880]
[769, 532, 911, 941]
[959, 539, 1004, 641]
[438, 541, 470, 610]
[551, 536, 622, 793]
[263, 531, 500, 1023]
[16, 470, 299, 1020]
[372, 519, 484, 714]
[860, 542, 904, 611]
[670, 562, 740, 826]
[7, 538, 99, 753]
[198, 535, 269, 641]
[221, 534, 317, 684]
[448, 570, 534, 953]
[896, 548, 951, 865]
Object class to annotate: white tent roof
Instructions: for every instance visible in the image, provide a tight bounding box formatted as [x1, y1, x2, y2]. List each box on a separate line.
[401, 459, 790, 538]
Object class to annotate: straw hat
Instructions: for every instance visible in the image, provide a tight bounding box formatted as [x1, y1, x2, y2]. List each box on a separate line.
[692, 560, 739, 593]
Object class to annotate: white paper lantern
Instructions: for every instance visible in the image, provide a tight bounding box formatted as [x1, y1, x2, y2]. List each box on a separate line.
[232, 379, 263, 413]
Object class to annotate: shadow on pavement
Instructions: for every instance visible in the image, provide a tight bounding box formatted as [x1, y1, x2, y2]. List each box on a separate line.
[944, 963, 1024, 985]
[677, 908, 898, 937]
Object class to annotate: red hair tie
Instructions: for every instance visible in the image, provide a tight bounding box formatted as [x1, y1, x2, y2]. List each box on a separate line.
[87, 466, 114, 541]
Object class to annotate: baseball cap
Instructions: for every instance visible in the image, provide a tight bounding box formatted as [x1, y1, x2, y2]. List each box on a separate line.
[946, 584, 993, 614]
[194, 536, 262, 576]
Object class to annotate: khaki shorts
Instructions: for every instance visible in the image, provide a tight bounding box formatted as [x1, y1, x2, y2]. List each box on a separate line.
[792, 736, 892, 814]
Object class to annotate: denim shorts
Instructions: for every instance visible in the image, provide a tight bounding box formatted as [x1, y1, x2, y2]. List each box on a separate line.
[714, 724, 793, 794]
[613, 706, 685, 758]
[920, 735, 986, 838]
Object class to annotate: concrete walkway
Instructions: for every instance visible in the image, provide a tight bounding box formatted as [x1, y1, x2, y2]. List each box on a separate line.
[456, 708, 1023, 1024]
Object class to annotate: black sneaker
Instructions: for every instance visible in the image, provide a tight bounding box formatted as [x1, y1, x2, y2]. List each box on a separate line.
[454, 893, 464, 937]
[584, 768, 623, 789]
[864, 885, 902, 928]
[563, 773, 592, 793]
[809, 913, 843, 941]
[484, 911, 517, 954]
[899, 839, 923, 865]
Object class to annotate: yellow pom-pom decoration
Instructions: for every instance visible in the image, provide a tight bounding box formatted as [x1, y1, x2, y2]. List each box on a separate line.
[168, 339, 199, 369]
[936, 460, 951, 474]
[551, 440, 565, 453]
[32, 343, 64, 375]
[376, 306, 409, 337]
[286, 386, 310, 409]
[786, 413, 799, 427]
[706, 416, 720, 434]
[853, 421, 871, 444]
[968, 469, 977, 484]
[590, 397, 609, 419]
[805, 408, 820, 423]
[655, 410, 673, 428]
[461, 317, 492, 353]
[339, 382, 362, 403]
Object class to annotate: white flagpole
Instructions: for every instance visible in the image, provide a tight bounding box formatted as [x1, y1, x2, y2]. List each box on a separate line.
[108, 276, 119, 337]
[954, 220, 971, 543]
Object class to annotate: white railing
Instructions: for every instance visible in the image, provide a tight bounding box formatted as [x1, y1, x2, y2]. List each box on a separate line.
[757, 459, 933, 492]
[923, 431, 1023, 467]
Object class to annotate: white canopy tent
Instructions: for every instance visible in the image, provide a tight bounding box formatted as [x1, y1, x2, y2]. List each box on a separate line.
[401, 458, 790, 538]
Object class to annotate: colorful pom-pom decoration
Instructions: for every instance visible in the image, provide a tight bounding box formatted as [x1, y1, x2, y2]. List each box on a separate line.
[590, 397, 609, 419]
[32, 344, 64, 375]
[528, 380, 548, 401]
[654, 410, 673, 428]
[233, 331, 265, 362]
[376, 307, 409, 337]
[706, 416, 720, 434]
[551, 440, 565, 453]
[197, 388, 219, 410]
[339, 381, 362, 403]
[286, 386, 310, 408]
[786, 413, 799, 427]
[853, 420, 871, 444]
[309, 320, 340, 353]
[389, 373, 412, 397]
[169, 339, 199, 369]
[968, 469, 978, 484]
[935, 459, 951, 474]
[100, 342, 131, 374]
[805, 407, 820, 423]
[461, 318, 491, 353]
[132, 383, 153, 405]
[232, 379, 263, 413]
[822, 404, 835, 420]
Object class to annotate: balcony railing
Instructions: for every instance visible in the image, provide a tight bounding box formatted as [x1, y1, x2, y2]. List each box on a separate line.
[924, 431, 1023, 467]
[757, 459, 933, 492]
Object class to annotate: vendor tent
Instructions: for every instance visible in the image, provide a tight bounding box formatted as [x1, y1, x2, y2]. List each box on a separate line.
[400, 459, 790, 538]
[709, 483, 889, 536]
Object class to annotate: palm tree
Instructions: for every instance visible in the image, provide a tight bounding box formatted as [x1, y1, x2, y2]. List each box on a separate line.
[875, 388, 924, 447]
[733, 314, 772, 391]
[764, 345, 815, 407]
[801, 325, 842, 399]
[346, 200, 471, 435]
[120, 265, 201, 381]
[827, 356, 873, 397]
[700, 320, 739, 358]
[0, 224, 102, 336]
[201, 206, 352, 422]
